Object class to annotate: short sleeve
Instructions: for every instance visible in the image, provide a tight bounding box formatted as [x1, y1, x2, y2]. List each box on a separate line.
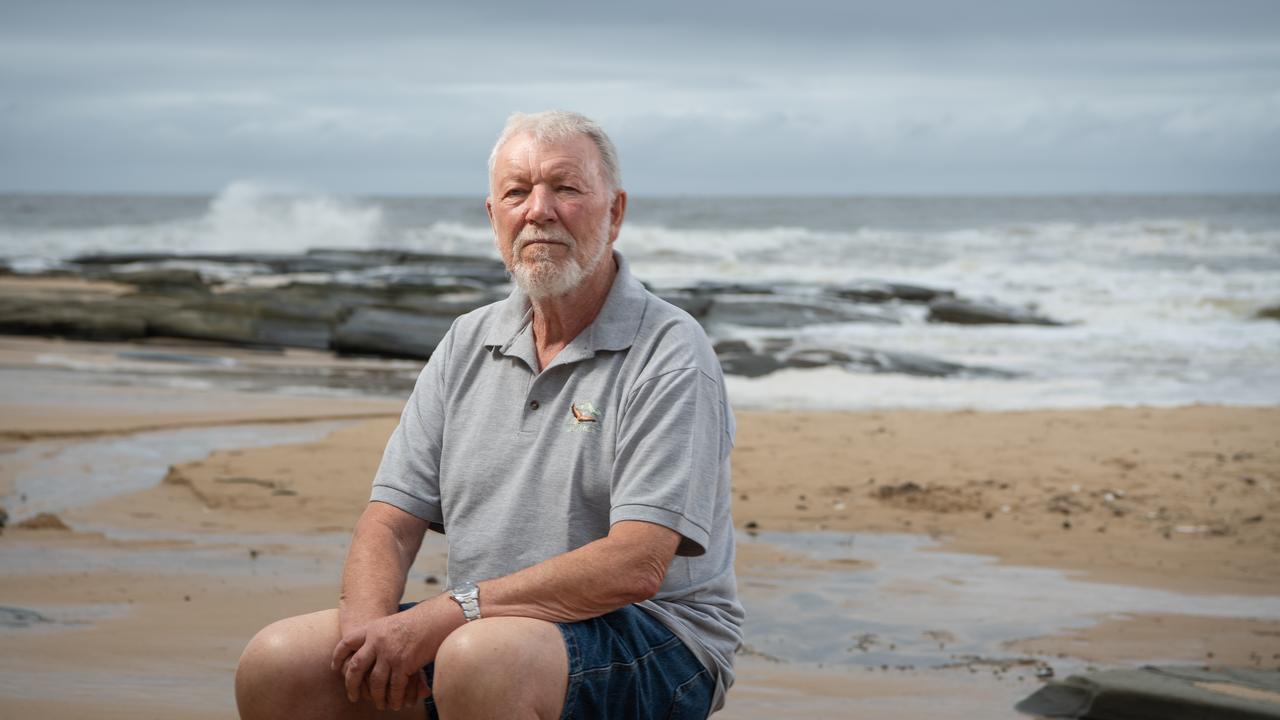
[369, 327, 452, 532]
[610, 367, 729, 556]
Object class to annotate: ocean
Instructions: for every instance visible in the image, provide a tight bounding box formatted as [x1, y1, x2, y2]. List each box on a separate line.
[2, 184, 1278, 410]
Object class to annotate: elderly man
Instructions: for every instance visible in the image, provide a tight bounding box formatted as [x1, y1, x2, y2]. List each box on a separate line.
[235, 111, 743, 719]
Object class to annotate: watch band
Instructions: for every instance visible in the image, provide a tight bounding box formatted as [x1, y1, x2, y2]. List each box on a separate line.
[449, 581, 481, 622]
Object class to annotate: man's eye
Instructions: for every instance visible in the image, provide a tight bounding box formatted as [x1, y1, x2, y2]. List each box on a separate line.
[557, 186, 580, 194]
[504, 188, 528, 199]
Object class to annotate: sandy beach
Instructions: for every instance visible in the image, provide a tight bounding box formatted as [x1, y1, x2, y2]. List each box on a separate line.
[2, 337, 1278, 718]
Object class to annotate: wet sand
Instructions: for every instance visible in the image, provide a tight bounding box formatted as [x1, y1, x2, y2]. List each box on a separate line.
[731, 406, 1280, 595]
[1, 338, 1278, 718]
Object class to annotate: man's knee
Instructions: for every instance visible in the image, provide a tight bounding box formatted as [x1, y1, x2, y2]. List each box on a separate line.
[239, 612, 325, 677]
[435, 616, 564, 673]
[236, 610, 340, 714]
[432, 617, 568, 718]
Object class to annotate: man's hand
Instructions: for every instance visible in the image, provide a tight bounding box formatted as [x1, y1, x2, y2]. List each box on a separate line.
[330, 596, 461, 711]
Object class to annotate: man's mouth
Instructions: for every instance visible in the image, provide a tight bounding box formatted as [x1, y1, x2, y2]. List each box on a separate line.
[517, 236, 571, 252]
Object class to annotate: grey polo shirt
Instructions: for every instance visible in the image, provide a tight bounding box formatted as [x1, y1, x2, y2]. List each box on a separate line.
[370, 251, 744, 709]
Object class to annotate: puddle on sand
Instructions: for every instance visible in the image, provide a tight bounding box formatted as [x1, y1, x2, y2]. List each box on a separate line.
[1, 530, 448, 586]
[0, 417, 447, 620]
[1, 420, 354, 522]
[0, 604, 128, 632]
[740, 531, 1280, 670]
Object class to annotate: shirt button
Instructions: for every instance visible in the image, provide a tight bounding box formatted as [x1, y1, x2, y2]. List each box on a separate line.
[529, 400, 540, 410]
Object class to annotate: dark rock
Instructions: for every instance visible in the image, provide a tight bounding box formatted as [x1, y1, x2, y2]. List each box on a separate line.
[713, 336, 1018, 379]
[1017, 665, 1280, 720]
[71, 250, 509, 285]
[253, 316, 333, 349]
[105, 268, 212, 291]
[828, 281, 955, 304]
[146, 307, 260, 346]
[141, 294, 333, 349]
[17, 512, 70, 530]
[391, 292, 498, 318]
[117, 351, 236, 366]
[706, 296, 897, 328]
[333, 307, 455, 358]
[714, 339, 789, 378]
[73, 252, 303, 274]
[1256, 304, 1280, 321]
[781, 343, 1017, 379]
[0, 298, 150, 340]
[229, 284, 384, 324]
[846, 348, 1017, 378]
[718, 351, 785, 378]
[677, 280, 779, 296]
[927, 298, 1064, 326]
[0, 606, 53, 628]
[876, 482, 924, 500]
[1047, 494, 1089, 515]
[784, 348, 856, 369]
[656, 292, 714, 320]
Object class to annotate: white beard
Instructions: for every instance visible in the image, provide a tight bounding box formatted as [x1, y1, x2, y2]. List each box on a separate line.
[509, 217, 611, 300]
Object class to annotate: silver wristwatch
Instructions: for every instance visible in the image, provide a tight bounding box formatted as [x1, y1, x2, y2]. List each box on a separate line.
[449, 581, 481, 622]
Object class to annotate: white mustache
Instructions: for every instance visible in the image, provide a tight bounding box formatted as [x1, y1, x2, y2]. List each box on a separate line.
[514, 227, 575, 253]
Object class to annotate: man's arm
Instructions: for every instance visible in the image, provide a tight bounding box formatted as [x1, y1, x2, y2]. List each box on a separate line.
[338, 501, 428, 636]
[479, 519, 681, 621]
[332, 517, 681, 710]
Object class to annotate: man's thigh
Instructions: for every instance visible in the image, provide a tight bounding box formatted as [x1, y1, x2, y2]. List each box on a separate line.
[237, 609, 426, 720]
[427, 615, 569, 719]
[555, 606, 714, 720]
[413, 604, 713, 720]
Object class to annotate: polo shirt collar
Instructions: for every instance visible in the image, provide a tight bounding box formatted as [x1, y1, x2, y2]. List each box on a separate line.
[482, 251, 648, 361]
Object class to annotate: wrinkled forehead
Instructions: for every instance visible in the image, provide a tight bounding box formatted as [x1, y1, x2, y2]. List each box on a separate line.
[489, 132, 603, 187]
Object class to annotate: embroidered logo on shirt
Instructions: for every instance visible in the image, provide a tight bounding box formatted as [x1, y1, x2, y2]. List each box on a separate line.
[566, 401, 601, 432]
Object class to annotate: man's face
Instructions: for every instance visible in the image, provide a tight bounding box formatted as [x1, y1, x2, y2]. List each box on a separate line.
[486, 132, 623, 299]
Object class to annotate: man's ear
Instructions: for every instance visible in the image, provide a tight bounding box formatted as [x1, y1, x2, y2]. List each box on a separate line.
[485, 197, 495, 227]
[609, 190, 628, 244]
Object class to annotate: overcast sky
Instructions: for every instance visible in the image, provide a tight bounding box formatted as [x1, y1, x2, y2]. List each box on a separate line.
[2, 0, 1278, 195]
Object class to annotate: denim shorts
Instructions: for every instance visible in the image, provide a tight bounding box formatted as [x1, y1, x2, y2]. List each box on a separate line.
[402, 603, 714, 720]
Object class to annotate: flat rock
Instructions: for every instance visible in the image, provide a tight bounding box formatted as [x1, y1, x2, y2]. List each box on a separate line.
[927, 298, 1064, 326]
[706, 296, 898, 328]
[0, 606, 54, 628]
[71, 250, 510, 285]
[332, 307, 455, 359]
[655, 292, 714, 320]
[712, 337, 1017, 379]
[0, 297, 151, 341]
[1016, 665, 1280, 719]
[713, 339, 787, 378]
[669, 280, 780, 296]
[16, 512, 70, 530]
[828, 281, 955, 304]
[103, 267, 213, 291]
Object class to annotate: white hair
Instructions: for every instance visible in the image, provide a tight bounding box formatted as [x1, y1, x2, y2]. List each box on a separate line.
[488, 110, 621, 192]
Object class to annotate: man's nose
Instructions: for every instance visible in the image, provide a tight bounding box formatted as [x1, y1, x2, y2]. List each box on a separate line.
[524, 185, 557, 225]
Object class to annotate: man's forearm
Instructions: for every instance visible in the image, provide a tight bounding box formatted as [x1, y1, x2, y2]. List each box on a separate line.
[339, 502, 427, 631]
[478, 520, 680, 624]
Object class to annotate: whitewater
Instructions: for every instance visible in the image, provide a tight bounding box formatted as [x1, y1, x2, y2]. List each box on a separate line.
[2, 183, 1278, 410]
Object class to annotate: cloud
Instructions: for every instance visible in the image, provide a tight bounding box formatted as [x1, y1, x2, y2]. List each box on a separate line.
[1, 0, 1278, 193]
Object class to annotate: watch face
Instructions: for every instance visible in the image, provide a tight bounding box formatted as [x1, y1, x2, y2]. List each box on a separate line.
[454, 581, 478, 598]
